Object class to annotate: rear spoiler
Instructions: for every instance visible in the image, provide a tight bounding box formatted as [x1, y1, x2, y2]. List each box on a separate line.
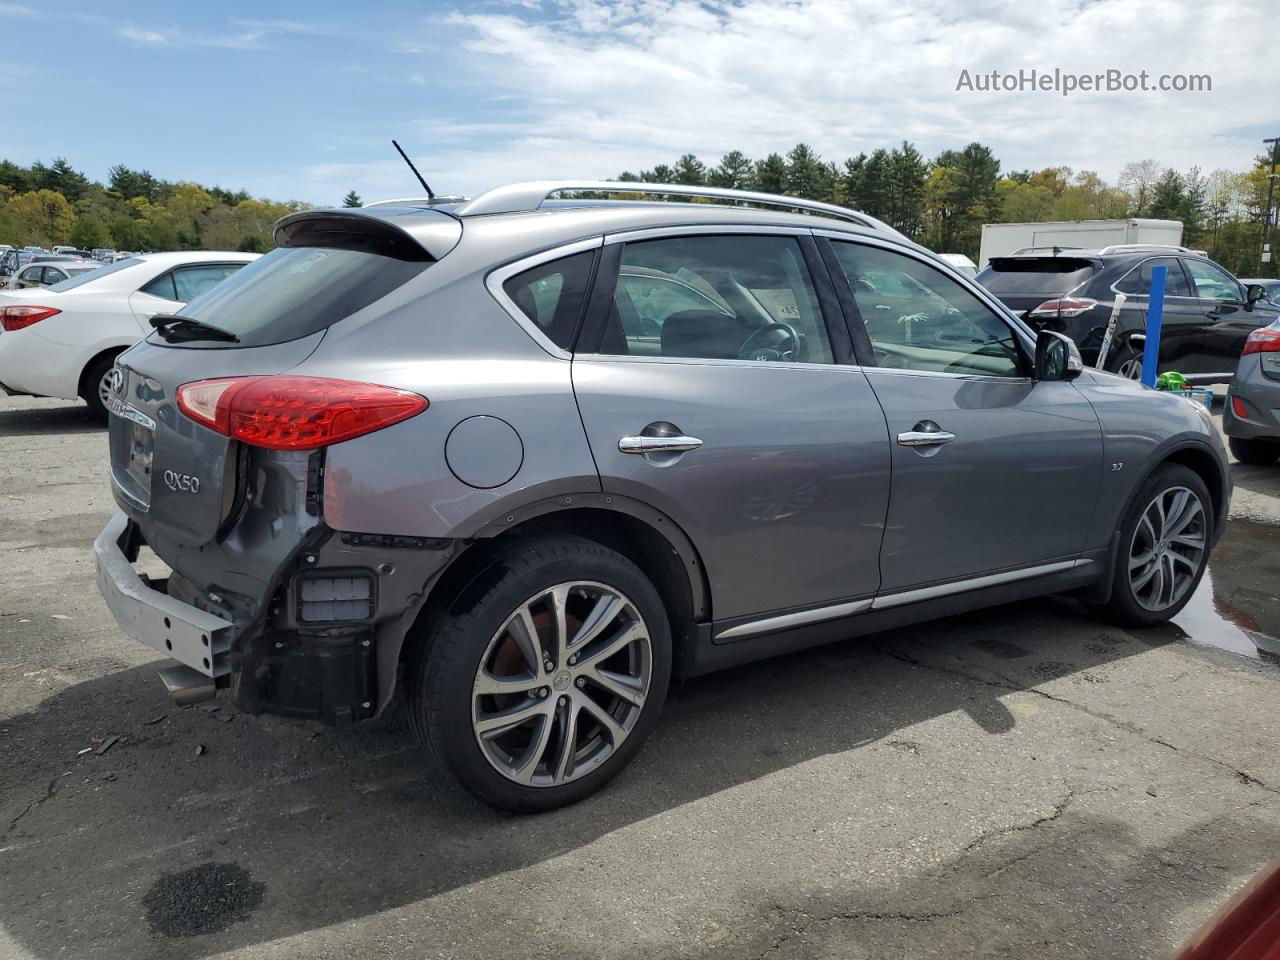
[273, 208, 462, 262]
[987, 255, 1100, 272]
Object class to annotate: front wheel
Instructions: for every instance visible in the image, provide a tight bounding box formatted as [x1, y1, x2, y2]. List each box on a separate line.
[408, 535, 671, 812]
[1090, 464, 1213, 627]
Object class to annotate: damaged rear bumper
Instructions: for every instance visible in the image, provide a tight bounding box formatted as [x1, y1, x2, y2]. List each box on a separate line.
[94, 511, 235, 678]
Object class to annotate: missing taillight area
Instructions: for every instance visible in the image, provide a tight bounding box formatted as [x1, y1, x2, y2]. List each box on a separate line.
[175, 375, 428, 451]
[1, 305, 61, 331]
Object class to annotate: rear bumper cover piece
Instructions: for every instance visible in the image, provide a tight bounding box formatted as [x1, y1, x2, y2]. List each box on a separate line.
[93, 511, 235, 678]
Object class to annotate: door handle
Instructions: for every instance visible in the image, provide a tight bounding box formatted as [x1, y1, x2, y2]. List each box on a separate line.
[619, 435, 703, 454]
[897, 420, 956, 447]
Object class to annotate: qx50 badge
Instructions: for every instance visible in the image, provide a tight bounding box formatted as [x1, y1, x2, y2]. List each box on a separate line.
[163, 470, 200, 494]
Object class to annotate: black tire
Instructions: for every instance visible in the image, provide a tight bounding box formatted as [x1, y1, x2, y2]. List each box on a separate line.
[1229, 436, 1280, 467]
[407, 535, 672, 812]
[1089, 463, 1213, 628]
[80, 353, 119, 423]
[1105, 341, 1143, 380]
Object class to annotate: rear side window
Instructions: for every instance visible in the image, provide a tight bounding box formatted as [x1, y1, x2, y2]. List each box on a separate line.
[979, 258, 1096, 296]
[502, 250, 595, 351]
[141, 272, 179, 301]
[171, 247, 428, 348]
[171, 264, 242, 301]
[1114, 257, 1191, 296]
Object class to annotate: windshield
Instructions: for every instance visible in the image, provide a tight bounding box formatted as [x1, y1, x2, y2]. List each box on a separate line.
[978, 258, 1097, 296]
[162, 246, 429, 348]
[47, 257, 143, 292]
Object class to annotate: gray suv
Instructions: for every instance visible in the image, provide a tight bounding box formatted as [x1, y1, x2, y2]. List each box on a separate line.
[94, 181, 1231, 811]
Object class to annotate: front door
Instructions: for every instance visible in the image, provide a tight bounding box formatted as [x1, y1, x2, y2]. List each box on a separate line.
[570, 230, 892, 624]
[823, 237, 1103, 592]
[1113, 256, 1205, 374]
[1183, 257, 1272, 378]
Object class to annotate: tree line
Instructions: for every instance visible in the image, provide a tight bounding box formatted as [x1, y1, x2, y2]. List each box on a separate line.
[614, 143, 1278, 275]
[0, 158, 311, 253]
[2, 147, 1274, 275]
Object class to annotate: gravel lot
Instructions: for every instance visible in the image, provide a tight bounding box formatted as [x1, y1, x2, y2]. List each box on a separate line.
[2, 392, 1280, 960]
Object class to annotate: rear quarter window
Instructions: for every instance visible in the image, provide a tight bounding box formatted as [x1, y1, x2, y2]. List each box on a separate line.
[502, 250, 596, 351]
[167, 247, 428, 348]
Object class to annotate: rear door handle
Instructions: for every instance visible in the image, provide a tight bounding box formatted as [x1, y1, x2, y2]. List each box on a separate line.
[619, 435, 703, 454]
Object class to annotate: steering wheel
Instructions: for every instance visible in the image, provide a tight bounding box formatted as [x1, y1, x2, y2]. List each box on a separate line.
[738, 322, 801, 362]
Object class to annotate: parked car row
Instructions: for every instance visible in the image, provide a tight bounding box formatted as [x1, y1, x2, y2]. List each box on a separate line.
[0, 251, 257, 418]
[975, 244, 1280, 385]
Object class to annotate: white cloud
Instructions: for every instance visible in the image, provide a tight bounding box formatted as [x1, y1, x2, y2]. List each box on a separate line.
[0, 3, 36, 16]
[352, 0, 1273, 202]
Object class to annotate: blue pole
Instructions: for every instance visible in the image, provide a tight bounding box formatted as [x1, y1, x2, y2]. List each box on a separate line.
[1141, 265, 1166, 387]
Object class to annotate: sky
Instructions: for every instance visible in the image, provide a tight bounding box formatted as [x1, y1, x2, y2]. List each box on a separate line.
[1, 0, 1275, 207]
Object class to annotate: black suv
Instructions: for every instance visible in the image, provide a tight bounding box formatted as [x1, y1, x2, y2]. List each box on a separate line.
[977, 245, 1279, 382]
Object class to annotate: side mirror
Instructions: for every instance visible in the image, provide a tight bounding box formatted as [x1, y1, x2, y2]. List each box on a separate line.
[1034, 329, 1084, 381]
[1246, 283, 1267, 308]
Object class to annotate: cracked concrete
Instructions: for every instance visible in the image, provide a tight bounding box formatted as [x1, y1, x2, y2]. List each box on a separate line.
[3, 395, 1280, 960]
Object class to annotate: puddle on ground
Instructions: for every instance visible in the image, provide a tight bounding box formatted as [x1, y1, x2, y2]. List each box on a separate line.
[1163, 518, 1280, 665]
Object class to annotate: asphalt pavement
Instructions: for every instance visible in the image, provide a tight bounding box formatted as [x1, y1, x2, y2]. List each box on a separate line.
[2, 393, 1280, 960]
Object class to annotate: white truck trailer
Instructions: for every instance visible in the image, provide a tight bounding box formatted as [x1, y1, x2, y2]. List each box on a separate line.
[978, 219, 1183, 267]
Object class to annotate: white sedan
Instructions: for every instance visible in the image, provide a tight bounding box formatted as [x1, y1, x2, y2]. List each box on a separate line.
[0, 251, 258, 419]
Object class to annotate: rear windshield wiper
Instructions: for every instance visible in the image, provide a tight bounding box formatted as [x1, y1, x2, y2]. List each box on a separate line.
[149, 314, 240, 343]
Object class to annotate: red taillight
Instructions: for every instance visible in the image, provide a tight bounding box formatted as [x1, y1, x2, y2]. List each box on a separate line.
[1028, 298, 1098, 319]
[176, 376, 428, 450]
[1, 305, 60, 331]
[1242, 327, 1280, 355]
[1232, 396, 1250, 419]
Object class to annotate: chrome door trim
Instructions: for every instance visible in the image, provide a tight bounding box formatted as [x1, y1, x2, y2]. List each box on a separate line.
[573, 352, 867, 373]
[618, 434, 703, 454]
[861, 366, 1031, 384]
[715, 597, 874, 641]
[484, 236, 605, 359]
[871, 559, 1093, 610]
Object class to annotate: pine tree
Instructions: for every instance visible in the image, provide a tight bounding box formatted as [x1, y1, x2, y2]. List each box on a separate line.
[707, 151, 753, 189]
[342, 190, 362, 207]
[752, 154, 787, 194]
[784, 143, 825, 199]
[672, 153, 706, 185]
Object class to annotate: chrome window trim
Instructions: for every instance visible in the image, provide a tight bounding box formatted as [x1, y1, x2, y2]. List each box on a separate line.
[716, 598, 874, 641]
[604, 223, 814, 244]
[574, 352, 868, 373]
[484, 236, 605, 360]
[871, 559, 1093, 610]
[1108, 256, 1197, 301]
[861, 366, 1031, 384]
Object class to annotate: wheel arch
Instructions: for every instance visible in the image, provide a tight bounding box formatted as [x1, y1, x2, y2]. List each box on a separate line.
[397, 496, 711, 695]
[77, 343, 130, 400]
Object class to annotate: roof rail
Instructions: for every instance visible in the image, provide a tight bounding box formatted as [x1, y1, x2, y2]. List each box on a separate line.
[363, 195, 470, 209]
[1097, 243, 1193, 256]
[453, 180, 908, 240]
[1010, 245, 1085, 255]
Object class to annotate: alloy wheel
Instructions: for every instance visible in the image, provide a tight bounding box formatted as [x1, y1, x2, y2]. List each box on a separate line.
[471, 581, 652, 787]
[1116, 355, 1142, 380]
[1127, 485, 1207, 612]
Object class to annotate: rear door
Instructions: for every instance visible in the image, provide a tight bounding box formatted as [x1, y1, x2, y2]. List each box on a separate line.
[1111, 257, 1205, 373]
[822, 235, 1102, 593]
[570, 228, 891, 627]
[1183, 257, 1270, 377]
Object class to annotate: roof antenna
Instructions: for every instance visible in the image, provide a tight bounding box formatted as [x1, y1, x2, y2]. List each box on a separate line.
[392, 139, 435, 200]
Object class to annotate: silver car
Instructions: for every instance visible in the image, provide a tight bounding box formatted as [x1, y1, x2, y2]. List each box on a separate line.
[94, 181, 1231, 811]
[1223, 318, 1280, 465]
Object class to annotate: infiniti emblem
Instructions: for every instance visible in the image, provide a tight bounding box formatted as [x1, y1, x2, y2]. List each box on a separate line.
[107, 368, 124, 394]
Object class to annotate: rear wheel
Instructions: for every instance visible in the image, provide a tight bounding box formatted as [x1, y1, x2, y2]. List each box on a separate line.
[408, 535, 671, 812]
[1107, 342, 1143, 381]
[81, 353, 120, 423]
[1229, 436, 1280, 467]
[1090, 464, 1212, 627]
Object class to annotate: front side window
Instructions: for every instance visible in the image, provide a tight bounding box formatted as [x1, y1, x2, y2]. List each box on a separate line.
[832, 241, 1023, 378]
[600, 234, 833, 363]
[1184, 258, 1243, 302]
[502, 250, 595, 351]
[1114, 257, 1191, 297]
